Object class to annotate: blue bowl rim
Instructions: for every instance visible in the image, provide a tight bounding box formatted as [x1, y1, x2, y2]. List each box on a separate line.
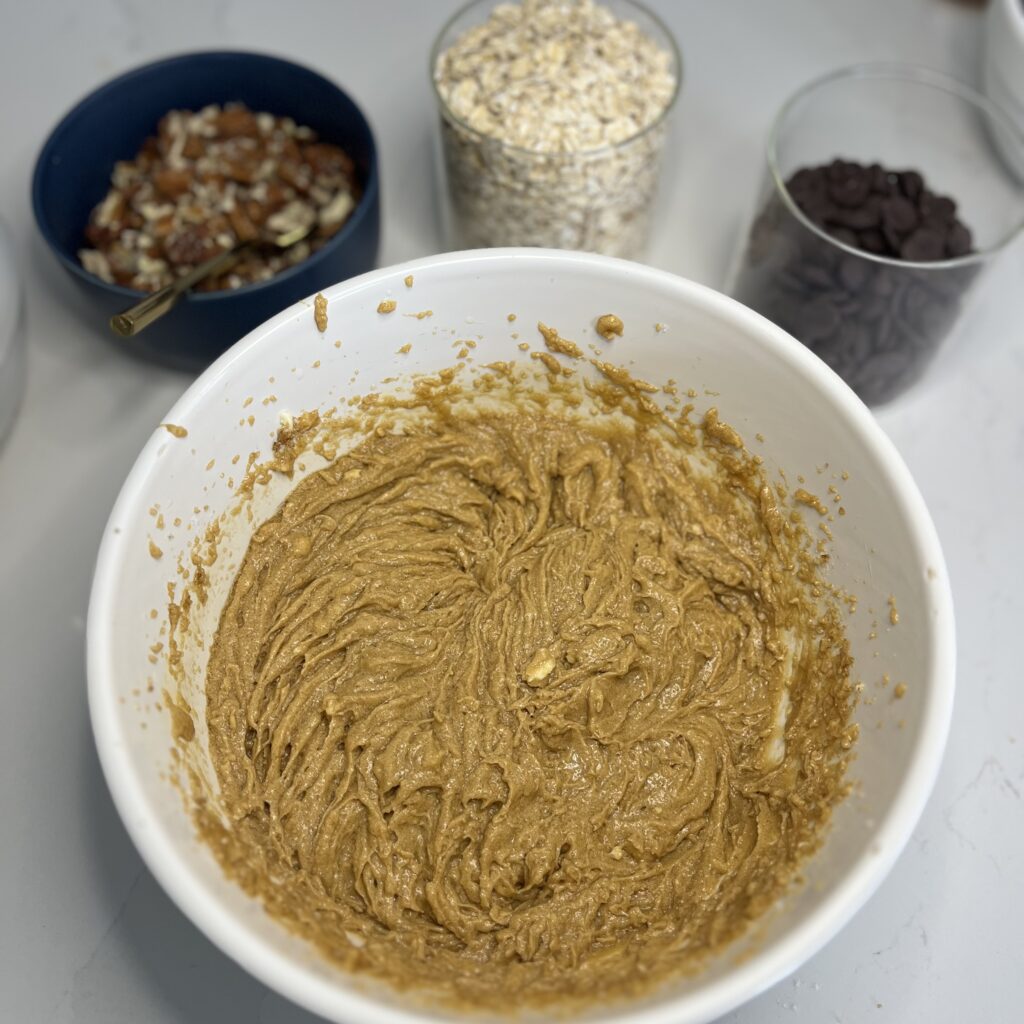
[30, 48, 380, 305]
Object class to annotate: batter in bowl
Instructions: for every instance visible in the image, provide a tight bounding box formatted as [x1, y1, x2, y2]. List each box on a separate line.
[201, 403, 854, 1007]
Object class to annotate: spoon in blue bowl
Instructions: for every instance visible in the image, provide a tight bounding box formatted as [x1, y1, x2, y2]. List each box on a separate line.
[109, 222, 312, 338]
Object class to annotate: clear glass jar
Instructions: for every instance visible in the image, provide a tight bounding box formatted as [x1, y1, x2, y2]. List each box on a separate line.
[730, 64, 1024, 406]
[430, 0, 681, 259]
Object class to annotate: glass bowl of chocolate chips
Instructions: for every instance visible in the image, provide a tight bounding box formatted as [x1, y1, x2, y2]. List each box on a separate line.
[732, 63, 1024, 406]
[32, 51, 380, 371]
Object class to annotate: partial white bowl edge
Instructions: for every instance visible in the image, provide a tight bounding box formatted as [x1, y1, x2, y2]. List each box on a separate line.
[87, 249, 955, 1024]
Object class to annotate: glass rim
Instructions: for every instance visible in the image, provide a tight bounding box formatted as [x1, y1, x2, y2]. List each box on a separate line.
[428, 0, 683, 159]
[767, 62, 1024, 271]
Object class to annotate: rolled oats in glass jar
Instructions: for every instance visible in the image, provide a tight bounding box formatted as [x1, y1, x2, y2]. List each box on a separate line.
[431, 0, 681, 258]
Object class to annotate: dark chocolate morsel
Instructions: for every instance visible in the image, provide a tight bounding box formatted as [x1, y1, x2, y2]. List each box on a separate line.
[881, 195, 919, 235]
[946, 222, 973, 258]
[788, 168, 817, 195]
[868, 163, 890, 194]
[858, 228, 887, 254]
[858, 295, 889, 323]
[829, 172, 871, 209]
[801, 295, 841, 341]
[874, 313, 897, 351]
[921, 193, 956, 223]
[897, 170, 924, 201]
[882, 222, 904, 255]
[901, 282, 932, 319]
[900, 228, 946, 262]
[838, 255, 870, 293]
[869, 271, 896, 298]
[827, 158, 859, 182]
[829, 196, 882, 230]
[796, 264, 835, 290]
[836, 321, 872, 363]
[802, 195, 835, 225]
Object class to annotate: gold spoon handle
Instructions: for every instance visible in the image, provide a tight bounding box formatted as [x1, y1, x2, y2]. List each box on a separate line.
[109, 245, 244, 338]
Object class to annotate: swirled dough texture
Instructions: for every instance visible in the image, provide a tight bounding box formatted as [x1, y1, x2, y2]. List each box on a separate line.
[203, 410, 853, 1008]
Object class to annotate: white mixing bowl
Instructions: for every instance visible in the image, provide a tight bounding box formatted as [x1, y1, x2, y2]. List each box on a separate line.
[87, 249, 954, 1024]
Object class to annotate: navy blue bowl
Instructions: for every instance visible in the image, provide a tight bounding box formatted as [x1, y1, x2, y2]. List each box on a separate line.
[32, 50, 380, 372]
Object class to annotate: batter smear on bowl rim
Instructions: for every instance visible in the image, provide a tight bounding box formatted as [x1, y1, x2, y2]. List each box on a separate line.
[196, 371, 856, 1008]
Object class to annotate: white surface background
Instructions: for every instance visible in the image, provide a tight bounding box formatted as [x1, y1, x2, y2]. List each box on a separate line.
[1, 1, 1021, 1021]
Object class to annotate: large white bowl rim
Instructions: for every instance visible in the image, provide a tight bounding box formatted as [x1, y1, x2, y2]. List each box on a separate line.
[87, 248, 954, 1024]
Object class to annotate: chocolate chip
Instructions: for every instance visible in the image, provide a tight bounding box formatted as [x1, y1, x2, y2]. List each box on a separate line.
[901, 282, 932, 319]
[900, 228, 945, 262]
[946, 222, 973, 258]
[868, 163, 890, 195]
[838, 256, 870, 292]
[829, 196, 882, 230]
[788, 168, 818, 195]
[881, 196, 919, 236]
[858, 229, 887, 254]
[858, 295, 889, 323]
[920, 193, 956, 223]
[829, 172, 871, 208]
[827, 158, 859, 182]
[802, 195, 836, 226]
[882, 223, 904, 255]
[870, 271, 896, 298]
[897, 171, 924, 201]
[836, 321, 872, 363]
[802, 295, 841, 341]
[874, 313, 897, 351]
[778, 268, 807, 293]
[796, 264, 835, 290]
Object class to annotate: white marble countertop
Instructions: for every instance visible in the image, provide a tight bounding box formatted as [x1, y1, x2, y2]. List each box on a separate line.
[1, 1, 1021, 1021]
